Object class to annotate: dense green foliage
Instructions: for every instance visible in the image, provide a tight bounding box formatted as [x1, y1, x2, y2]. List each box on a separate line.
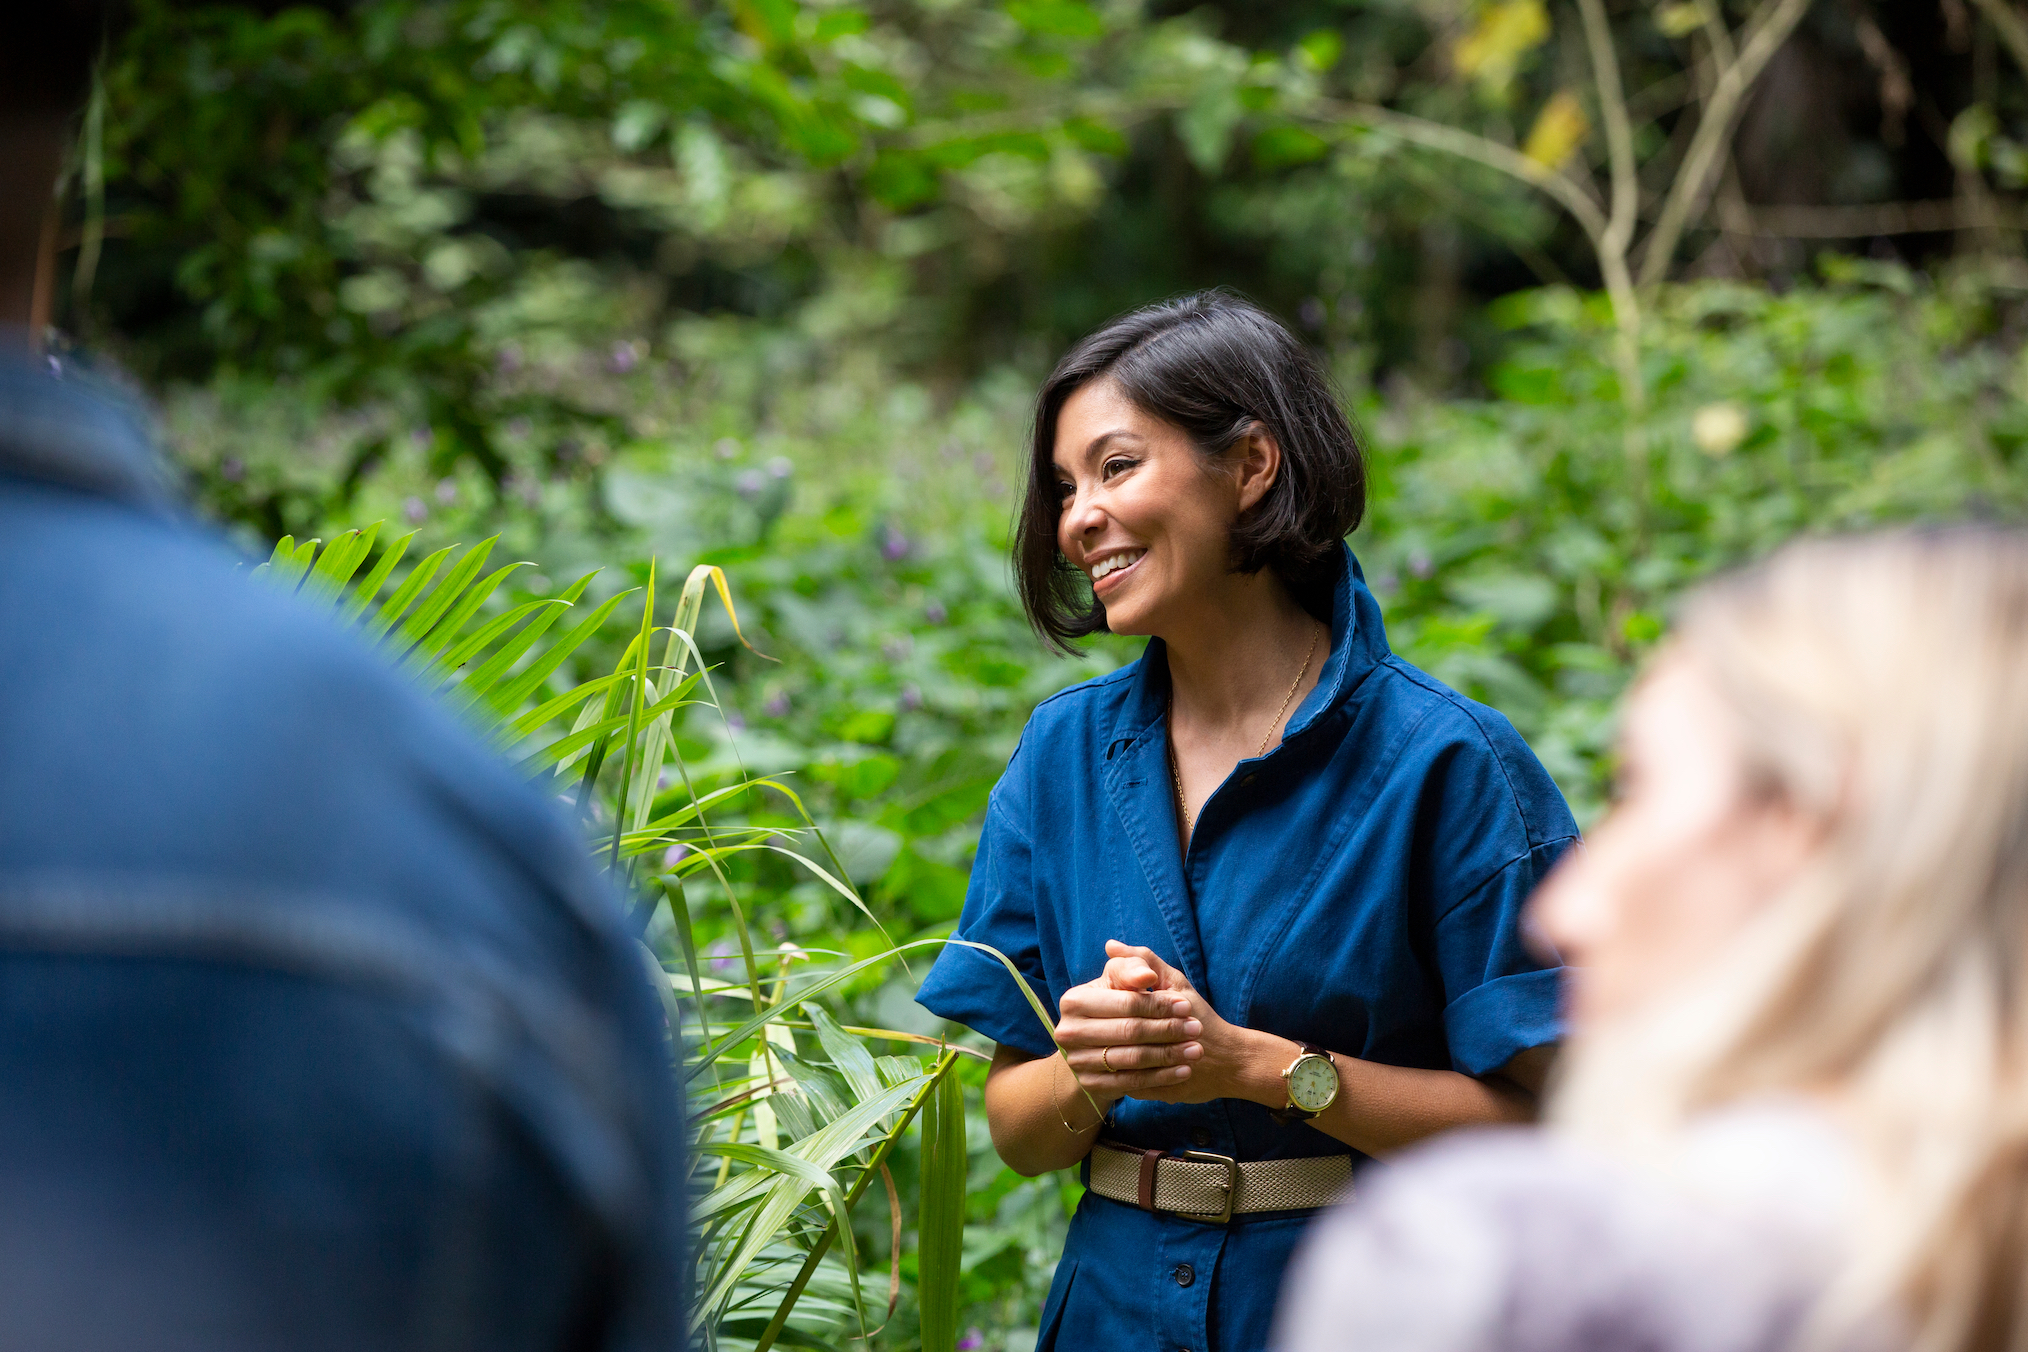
[59, 0, 2028, 1346]
[239, 259, 2028, 1348]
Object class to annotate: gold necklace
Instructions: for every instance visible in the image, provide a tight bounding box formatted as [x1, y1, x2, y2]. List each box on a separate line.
[1169, 625, 1322, 839]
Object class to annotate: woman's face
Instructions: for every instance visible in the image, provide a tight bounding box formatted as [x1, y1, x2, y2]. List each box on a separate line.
[1532, 651, 1822, 1027]
[1052, 378, 1264, 637]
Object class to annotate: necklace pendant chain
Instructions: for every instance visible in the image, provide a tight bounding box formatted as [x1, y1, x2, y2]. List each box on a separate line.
[1170, 623, 1323, 838]
[1257, 626, 1323, 758]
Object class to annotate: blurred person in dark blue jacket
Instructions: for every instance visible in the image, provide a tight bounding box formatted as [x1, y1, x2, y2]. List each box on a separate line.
[0, 7, 685, 1350]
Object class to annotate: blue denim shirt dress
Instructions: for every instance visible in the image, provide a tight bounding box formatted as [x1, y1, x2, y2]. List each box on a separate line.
[913, 545, 1578, 1352]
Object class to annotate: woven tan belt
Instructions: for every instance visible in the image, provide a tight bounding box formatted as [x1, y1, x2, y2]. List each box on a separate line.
[1086, 1141, 1352, 1223]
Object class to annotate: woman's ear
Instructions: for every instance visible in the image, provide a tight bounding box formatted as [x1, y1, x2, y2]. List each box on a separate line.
[1232, 423, 1281, 513]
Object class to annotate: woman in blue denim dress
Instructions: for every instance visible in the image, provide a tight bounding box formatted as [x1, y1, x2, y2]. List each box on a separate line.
[912, 291, 1577, 1352]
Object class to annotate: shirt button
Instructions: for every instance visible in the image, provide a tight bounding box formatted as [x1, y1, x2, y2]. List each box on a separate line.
[1173, 1262, 1195, 1287]
[1189, 1129, 1212, 1147]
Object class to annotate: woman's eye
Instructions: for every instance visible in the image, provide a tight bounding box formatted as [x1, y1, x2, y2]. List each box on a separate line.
[1056, 480, 1075, 500]
[1102, 457, 1135, 478]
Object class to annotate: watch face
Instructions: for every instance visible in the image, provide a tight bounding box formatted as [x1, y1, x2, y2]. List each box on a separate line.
[1289, 1054, 1339, 1112]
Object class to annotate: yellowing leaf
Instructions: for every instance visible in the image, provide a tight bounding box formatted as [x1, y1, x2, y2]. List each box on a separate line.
[1523, 90, 1590, 168]
[1453, 0, 1550, 92]
[1653, 2, 1705, 38]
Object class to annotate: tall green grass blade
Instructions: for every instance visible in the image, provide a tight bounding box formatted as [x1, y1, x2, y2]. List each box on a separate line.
[746, 1052, 959, 1352]
[609, 561, 658, 870]
[805, 1005, 887, 1127]
[694, 1074, 924, 1320]
[664, 874, 714, 1055]
[917, 1068, 966, 1352]
[567, 628, 650, 823]
[516, 683, 695, 776]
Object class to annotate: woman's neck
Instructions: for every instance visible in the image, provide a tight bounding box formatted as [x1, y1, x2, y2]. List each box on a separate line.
[1161, 569, 1327, 733]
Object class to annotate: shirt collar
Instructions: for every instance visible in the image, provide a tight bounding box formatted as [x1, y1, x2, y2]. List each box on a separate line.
[1111, 542, 1391, 751]
[0, 352, 179, 512]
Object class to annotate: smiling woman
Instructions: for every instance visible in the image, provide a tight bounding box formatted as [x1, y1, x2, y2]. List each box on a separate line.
[911, 291, 1579, 1352]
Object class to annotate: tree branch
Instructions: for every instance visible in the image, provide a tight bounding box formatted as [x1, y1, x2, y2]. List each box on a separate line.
[1695, 0, 1738, 68]
[1317, 101, 1610, 243]
[1969, 0, 2028, 79]
[1577, 0, 1639, 257]
[1636, 0, 1816, 285]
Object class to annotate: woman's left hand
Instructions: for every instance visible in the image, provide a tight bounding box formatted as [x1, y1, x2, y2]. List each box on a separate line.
[1099, 940, 1274, 1106]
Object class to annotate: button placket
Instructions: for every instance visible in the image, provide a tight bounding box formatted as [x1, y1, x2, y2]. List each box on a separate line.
[1154, 1214, 1221, 1352]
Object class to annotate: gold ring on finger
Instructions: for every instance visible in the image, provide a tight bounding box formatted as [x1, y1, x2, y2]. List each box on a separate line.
[1100, 1046, 1118, 1074]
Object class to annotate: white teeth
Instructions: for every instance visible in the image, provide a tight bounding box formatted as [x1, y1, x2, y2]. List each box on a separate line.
[1092, 550, 1144, 581]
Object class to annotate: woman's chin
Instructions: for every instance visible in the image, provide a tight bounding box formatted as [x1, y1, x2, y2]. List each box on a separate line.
[1098, 599, 1155, 637]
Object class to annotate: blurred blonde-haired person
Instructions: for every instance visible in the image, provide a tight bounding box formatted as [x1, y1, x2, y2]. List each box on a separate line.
[1276, 527, 2028, 1352]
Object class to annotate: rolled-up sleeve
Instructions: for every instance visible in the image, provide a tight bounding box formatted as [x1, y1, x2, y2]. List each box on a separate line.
[1435, 837, 1573, 1076]
[913, 794, 1058, 1059]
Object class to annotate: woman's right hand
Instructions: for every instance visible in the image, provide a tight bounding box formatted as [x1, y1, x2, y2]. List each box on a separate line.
[1054, 972, 1204, 1107]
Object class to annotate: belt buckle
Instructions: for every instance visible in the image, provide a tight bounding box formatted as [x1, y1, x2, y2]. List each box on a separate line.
[1173, 1150, 1237, 1224]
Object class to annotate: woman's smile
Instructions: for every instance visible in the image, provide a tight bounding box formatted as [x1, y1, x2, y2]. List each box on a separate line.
[1089, 547, 1146, 594]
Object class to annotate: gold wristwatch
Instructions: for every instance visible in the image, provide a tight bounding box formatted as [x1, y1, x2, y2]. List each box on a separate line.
[1271, 1041, 1339, 1124]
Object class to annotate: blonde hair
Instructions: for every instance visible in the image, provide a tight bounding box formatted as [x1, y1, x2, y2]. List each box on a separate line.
[1551, 527, 2028, 1352]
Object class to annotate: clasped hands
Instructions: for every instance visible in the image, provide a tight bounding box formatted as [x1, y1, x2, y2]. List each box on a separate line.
[1054, 939, 1263, 1111]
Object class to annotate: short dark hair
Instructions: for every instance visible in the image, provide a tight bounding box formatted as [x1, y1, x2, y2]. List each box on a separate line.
[5, 2, 122, 120]
[1015, 290, 1367, 651]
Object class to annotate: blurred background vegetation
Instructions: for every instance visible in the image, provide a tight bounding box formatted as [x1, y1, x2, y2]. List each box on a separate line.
[47, 0, 2028, 1345]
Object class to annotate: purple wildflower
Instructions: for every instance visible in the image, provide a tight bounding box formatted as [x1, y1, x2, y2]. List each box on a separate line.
[764, 690, 791, 718]
[925, 600, 947, 625]
[403, 496, 428, 524]
[219, 457, 246, 483]
[435, 477, 459, 505]
[608, 340, 640, 374]
[662, 843, 690, 871]
[899, 684, 923, 712]
[735, 469, 766, 498]
[958, 1331, 985, 1350]
[766, 456, 792, 479]
[714, 438, 741, 460]
[1408, 549, 1434, 579]
[881, 527, 910, 562]
[411, 426, 433, 449]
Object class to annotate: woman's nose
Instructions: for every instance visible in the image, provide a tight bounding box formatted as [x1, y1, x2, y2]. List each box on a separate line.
[1062, 487, 1107, 540]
